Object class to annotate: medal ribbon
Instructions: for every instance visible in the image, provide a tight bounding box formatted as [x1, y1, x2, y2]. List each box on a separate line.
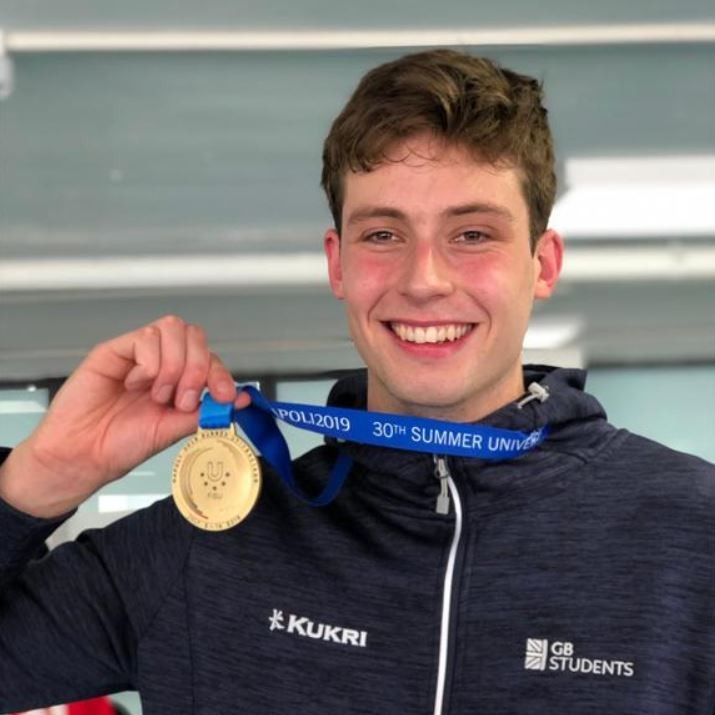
[199, 385, 549, 506]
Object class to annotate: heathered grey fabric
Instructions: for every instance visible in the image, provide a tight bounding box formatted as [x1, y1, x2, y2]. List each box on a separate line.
[0, 366, 713, 714]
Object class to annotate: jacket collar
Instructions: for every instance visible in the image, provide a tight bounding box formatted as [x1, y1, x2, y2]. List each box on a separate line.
[327, 364, 606, 433]
[325, 365, 615, 506]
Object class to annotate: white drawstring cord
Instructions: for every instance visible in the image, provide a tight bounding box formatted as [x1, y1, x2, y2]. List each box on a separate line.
[517, 382, 550, 409]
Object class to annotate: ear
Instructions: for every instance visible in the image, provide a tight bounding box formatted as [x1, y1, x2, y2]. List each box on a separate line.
[324, 228, 345, 300]
[533, 229, 564, 300]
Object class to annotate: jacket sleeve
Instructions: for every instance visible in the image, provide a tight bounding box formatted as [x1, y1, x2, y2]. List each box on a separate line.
[0, 447, 194, 712]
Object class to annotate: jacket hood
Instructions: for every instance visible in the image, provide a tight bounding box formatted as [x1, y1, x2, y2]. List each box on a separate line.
[325, 365, 618, 509]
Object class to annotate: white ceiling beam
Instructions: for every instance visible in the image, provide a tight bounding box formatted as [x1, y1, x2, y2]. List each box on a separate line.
[0, 253, 328, 291]
[2, 245, 715, 292]
[4, 23, 715, 53]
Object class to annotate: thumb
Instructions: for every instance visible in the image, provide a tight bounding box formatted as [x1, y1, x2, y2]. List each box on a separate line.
[234, 390, 252, 411]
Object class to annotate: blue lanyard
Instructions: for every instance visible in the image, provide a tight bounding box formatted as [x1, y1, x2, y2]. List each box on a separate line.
[199, 385, 549, 507]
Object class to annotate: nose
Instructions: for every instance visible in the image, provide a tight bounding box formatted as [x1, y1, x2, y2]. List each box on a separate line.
[397, 240, 454, 301]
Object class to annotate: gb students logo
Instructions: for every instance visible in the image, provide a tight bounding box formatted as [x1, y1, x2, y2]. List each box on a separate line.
[525, 638, 634, 678]
[269, 609, 368, 648]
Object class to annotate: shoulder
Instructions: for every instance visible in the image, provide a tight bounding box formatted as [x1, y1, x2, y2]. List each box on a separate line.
[607, 429, 714, 493]
[593, 429, 714, 545]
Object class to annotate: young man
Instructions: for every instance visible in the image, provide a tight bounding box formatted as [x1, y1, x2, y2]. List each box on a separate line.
[0, 50, 712, 714]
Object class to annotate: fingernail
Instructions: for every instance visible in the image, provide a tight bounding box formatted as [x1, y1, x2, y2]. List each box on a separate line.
[156, 385, 173, 404]
[179, 389, 199, 411]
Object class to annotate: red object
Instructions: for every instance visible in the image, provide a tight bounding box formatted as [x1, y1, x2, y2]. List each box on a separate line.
[14, 695, 117, 715]
[68, 697, 118, 715]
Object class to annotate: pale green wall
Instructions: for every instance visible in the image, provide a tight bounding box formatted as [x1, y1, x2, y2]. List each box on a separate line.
[587, 365, 715, 463]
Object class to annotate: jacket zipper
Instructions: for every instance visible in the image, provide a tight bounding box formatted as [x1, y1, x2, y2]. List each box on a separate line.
[432, 455, 463, 715]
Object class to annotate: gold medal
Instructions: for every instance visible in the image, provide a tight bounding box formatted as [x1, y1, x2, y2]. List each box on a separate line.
[172, 425, 261, 531]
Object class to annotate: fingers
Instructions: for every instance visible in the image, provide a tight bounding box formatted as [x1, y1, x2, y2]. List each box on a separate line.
[86, 323, 161, 384]
[114, 315, 233, 410]
[150, 315, 188, 405]
[151, 317, 239, 412]
[91, 315, 239, 412]
[150, 317, 235, 412]
[123, 325, 161, 389]
[166, 324, 203, 411]
[206, 352, 238, 405]
[174, 326, 232, 412]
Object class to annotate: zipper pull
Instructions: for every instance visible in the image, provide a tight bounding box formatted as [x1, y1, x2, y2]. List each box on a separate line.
[433, 455, 451, 515]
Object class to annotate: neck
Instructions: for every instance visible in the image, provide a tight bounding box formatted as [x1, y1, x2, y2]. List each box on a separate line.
[367, 368, 526, 423]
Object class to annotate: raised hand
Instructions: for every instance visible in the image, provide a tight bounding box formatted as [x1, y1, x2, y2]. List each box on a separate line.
[0, 315, 249, 518]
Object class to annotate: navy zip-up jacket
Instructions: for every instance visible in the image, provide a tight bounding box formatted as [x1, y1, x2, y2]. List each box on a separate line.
[1, 366, 713, 714]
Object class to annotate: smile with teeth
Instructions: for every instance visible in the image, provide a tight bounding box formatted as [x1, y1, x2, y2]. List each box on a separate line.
[390, 322, 474, 344]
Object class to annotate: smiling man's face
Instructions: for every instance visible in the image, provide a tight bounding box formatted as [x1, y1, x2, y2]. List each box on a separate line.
[325, 133, 563, 422]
